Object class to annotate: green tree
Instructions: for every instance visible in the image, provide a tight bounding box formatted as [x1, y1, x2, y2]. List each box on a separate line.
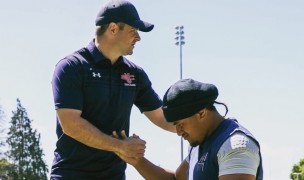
[6, 99, 48, 180]
[0, 104, 5, 156]
[0, 158, 16, 179]
[0, 105, 14, 179]
[291, 158, 304, 180]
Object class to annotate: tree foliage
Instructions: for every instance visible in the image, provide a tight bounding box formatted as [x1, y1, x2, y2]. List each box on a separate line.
[0, 104, 5, 156]
[291, 158, 304, 180]
[0, 158, 17, 179]
[0, 105, 14, 179]
[5, 99, 48, 180]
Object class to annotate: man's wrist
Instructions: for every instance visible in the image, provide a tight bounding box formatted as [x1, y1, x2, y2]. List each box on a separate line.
[109, 135, 123, 153]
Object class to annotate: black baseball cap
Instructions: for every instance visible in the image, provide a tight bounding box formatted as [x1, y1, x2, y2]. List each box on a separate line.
[95, 0, 154, 32]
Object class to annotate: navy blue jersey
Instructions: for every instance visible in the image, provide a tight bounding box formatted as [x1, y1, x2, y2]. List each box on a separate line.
[51, 40, 162, 179]
[191, 119, 263, 180]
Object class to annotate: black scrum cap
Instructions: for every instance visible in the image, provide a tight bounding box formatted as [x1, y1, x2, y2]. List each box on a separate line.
[162, 79, 218, 122]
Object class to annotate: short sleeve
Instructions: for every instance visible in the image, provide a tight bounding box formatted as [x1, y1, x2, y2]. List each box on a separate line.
[52, 57, 83, 110]
[134, 69, 162, 112]
[217, 132, 260, 176]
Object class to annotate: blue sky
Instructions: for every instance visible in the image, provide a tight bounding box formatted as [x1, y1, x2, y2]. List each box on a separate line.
[1, 0, 303, 179]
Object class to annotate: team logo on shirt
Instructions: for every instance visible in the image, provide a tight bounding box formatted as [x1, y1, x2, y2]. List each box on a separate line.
[197, 152, 208, 172]
[89, 68, 101, 78]
[121, 73, 136, 86]
[92, 72, 101, 78]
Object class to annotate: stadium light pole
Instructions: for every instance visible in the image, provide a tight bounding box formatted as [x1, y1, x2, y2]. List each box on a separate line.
[175, 25, 185, 162]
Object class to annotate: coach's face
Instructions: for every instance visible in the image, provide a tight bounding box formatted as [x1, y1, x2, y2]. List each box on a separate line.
[173, 109, 208, 146]
[116, 23, 141, 56]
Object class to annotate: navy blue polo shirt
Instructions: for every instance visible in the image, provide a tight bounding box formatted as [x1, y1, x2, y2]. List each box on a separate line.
[51, 40, 162, 179]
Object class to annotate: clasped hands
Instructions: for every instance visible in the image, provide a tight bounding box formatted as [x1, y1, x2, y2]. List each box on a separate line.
[112, 130, 145, 166]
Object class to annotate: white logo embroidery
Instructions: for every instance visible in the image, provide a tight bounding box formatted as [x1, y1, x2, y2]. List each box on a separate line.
[197, 152, 208, 172]
[92, 72, 101, 78]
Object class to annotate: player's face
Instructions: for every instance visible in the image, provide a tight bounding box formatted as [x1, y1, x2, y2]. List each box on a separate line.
[116, 23, 141, 55]
[174, 113, 206, 147]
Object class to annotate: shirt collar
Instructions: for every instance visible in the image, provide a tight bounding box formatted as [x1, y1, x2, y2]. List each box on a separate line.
[87, 39, 124, 66]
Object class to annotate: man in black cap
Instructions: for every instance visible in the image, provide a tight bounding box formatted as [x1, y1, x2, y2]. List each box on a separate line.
[115, 79, 263, 180]
[50, 0, 175, 179]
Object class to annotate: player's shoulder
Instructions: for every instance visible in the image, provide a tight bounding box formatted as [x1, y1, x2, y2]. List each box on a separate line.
[219, 132, 259, 155]
[56, 48, 89, 67]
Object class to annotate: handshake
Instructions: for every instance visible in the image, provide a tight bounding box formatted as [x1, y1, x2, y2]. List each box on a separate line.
[112, 130, 146, 166]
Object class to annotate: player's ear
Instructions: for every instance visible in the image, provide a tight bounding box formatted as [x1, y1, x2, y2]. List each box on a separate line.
[197, 109, 205, 119]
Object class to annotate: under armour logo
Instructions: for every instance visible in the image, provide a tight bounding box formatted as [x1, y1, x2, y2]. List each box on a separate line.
[92, 72, 101, 78]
